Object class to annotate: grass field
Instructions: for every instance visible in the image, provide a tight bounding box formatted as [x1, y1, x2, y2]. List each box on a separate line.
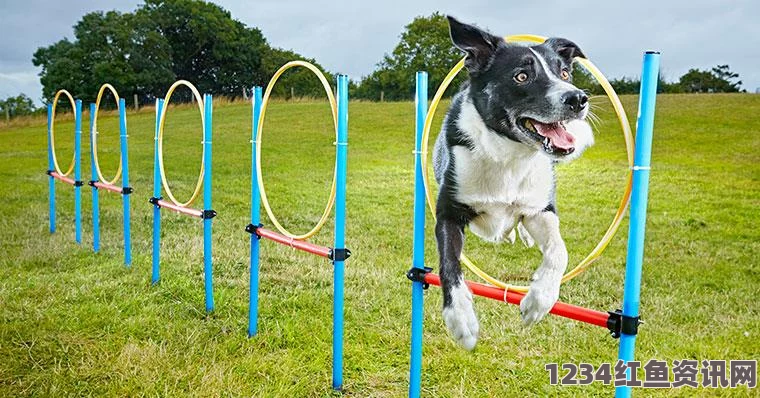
[1, 92, 758, 397]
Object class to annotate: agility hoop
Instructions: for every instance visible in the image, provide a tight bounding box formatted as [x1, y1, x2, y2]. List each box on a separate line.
[256, 60, 339, 240]
[91, 84, 123, 185]
[49, 89, 78, 177]
[421, 34, 634, 293]
[157, 80, 206, 207]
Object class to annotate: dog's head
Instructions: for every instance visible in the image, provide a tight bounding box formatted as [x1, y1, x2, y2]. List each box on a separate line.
[448, 16, 593, 161]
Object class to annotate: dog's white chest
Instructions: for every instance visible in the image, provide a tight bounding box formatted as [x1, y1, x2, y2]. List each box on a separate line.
[452, 146, 553, 214]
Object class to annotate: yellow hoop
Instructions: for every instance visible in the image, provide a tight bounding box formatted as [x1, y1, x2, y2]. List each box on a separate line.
[256, 61, 338, 240]
[157, 80, 206, 208]
[92, 83, 123, 185]
[49, 89, 77, 177]
[422, 34, 634, 293]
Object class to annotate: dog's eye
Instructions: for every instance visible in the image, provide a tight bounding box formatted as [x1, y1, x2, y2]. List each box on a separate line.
[514, 72, 529, 83]
[560, 69, 570, 80]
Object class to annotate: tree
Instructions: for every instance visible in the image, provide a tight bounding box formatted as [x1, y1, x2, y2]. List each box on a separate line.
[679, 65, 743, 93]
[354, 12, 465, 101]
[33, 0, 320, 104]
[259, 47, 334, 98]
[710, 64, 742, 92]
[139, 0, 267, 99]
[0, 94, 38, 119]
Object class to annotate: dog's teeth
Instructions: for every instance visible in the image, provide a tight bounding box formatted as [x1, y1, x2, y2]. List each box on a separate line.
[543, 137, 552, 152]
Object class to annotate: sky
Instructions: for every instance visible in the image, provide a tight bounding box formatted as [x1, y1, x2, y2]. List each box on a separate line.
[2, 0, 759, 104]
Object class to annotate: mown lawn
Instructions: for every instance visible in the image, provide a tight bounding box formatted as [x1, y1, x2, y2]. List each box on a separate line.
[0, 92, 758, 397]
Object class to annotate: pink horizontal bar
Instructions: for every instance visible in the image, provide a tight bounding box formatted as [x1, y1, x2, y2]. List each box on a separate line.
[50, 172, 76, 185]
[155, 199, 203, 218]
[93, 181, 122, 194]
[255, 227, 332, 258]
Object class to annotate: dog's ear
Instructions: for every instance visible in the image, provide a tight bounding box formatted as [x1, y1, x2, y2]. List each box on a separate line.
[545, 38, 585, 61]
[447, 16, 503, 72]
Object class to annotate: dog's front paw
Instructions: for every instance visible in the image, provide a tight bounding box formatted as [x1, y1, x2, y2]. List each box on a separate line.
[520, 278, 560, 326]
[442, 285, 479, 350]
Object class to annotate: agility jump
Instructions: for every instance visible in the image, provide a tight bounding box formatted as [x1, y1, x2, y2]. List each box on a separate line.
[149, 80, 216, 313]
[88, 84, 133, 265]
[245, 61, 351, 391]
[406, 36, 660, 398]
[46, 90, 83, 243]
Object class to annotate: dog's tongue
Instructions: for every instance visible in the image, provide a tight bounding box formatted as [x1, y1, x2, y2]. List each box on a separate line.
[534, 121, 575, 150]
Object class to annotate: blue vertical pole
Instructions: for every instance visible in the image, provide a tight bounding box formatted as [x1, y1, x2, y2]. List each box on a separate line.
[409, 71, 427, 398]
[152, 99, 164, 284]
[74, 100, 82, 244]
[249, 86, 263, 337]
[332, 74, 349, 391]
[89, 103, 100, 252]
[119, 98, 132, 267]
[47, 104, 56, 234]
[615, 51, 660, 398]
[202, 94, 214, 313]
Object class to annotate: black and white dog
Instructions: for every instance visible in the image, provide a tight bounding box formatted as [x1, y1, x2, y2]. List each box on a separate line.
[434, 16, 594, 350]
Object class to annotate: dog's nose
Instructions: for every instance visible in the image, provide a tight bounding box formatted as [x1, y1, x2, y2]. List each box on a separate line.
[562, 91, 588, 113]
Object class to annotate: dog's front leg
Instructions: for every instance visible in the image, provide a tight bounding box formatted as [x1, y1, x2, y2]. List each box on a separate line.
[436, 218, 479, 350]
[519, 211, 568, 325]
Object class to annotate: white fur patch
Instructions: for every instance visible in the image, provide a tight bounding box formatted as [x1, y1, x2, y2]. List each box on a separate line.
[530, 48, 580, 109]
[454, 98, 554, 242]
[442, 278, 479, 350]
[519, 212, 568, 325]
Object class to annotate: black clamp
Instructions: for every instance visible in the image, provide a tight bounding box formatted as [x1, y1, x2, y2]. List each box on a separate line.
[74, 180, 84, 187]
[607, 309, 642, 339]
[245, 223, 264, 238]
[45, 169, 53, 176]
[88, 180, 97, 187]
[406, 267, 433, 289]
[329, 248, 352, 262]
[202, 209, 217, 219]
[149, 197, 162, 207]
[122, 186, 133, 195]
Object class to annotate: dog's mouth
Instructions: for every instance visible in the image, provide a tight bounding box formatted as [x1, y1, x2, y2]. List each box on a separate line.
[519, 118, 576, 156]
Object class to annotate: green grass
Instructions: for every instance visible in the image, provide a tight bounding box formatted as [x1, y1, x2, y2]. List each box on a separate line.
[1, 93, 758, 396]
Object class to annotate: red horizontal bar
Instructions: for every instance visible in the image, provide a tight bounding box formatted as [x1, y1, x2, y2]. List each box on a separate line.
[50, 172, 76, 186]
[155, 199, 203, 218]
[255, 227, 332, 258]
[93, 181, 122, 194]
[423, 273, 610, 328]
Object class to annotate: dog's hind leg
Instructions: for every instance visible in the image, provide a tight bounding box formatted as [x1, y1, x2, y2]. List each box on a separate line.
[436, 218, 479, 350]
[519, 211, 568, 325]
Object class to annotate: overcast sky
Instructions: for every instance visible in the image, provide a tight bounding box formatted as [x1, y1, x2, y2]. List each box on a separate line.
[1, 0, 759, 104]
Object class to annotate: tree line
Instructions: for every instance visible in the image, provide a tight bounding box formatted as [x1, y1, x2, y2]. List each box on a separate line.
[5, 5, 749, 120]
[31, 0, 332, 109]
[351, 13, 746, 99]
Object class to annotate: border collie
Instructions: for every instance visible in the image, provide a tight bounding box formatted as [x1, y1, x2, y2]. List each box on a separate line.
[434, 16, 594, 350]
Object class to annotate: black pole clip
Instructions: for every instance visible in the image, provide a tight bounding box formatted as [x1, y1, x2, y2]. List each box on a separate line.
[406, 267, 433, 289]
[88, 180, 97, 188]
[329, 248, 352, 262]
[202, 209, 217, 219]
[245, 223, 264, 238]
[149, 197, 162, 207]
[45, 169, 54, 176]
[607, 309, 642, 339]
[121, 186, 134, 195]
[74, 180, 84, 187]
